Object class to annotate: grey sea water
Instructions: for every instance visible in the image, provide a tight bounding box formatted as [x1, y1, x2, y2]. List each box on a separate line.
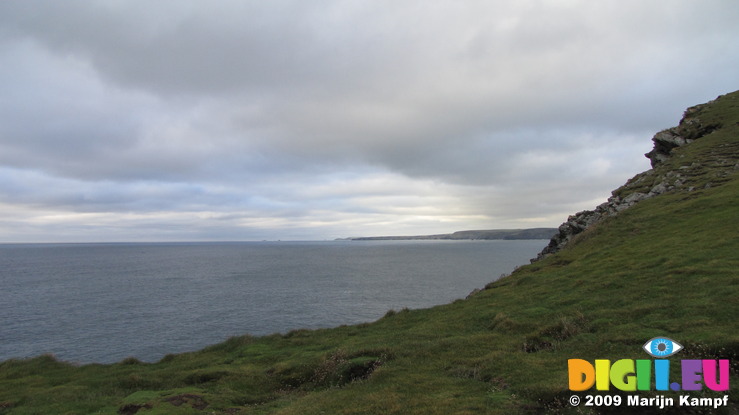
[0, 240, 547, 364]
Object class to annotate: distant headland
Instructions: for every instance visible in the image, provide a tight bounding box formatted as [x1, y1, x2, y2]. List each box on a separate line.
[338, 228, 557, 241]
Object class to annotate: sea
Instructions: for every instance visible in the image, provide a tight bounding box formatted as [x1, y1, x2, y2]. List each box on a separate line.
[0, 240, 547, 364]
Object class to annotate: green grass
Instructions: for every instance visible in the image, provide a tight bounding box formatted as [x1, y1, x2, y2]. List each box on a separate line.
[1, 91, 737, 414]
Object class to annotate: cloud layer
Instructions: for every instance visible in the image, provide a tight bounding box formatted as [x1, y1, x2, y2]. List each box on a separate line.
[1, 1, 737, 241]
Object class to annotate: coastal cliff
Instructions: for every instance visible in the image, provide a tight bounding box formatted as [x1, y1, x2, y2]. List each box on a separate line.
[534, 91, 739, 261]
[343, 228, 557, 241]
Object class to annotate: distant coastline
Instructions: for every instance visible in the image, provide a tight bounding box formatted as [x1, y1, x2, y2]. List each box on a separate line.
[338, 228, 557, 241]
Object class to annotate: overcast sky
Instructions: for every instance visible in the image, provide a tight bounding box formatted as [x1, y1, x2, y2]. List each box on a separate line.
[0, 1, 737, 242]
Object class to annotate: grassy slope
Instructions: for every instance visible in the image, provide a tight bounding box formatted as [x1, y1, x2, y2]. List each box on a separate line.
[1, 92, 737, 414]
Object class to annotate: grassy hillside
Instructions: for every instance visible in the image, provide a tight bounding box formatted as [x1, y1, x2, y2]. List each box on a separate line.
[1, 92, 737, 414]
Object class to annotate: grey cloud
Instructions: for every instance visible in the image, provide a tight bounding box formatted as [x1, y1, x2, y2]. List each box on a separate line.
[0, 1, 404, 96]
[0, 1, 738, 241]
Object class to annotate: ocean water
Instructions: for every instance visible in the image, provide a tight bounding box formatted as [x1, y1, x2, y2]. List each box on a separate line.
[0, 240, 547, 364]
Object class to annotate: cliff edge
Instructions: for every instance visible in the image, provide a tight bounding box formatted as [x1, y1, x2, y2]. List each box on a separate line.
[534, 91, 739, 261]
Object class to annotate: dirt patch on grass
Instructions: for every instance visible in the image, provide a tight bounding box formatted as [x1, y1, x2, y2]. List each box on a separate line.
[117, 403, 152, 415]
[165, 393, 209, 410]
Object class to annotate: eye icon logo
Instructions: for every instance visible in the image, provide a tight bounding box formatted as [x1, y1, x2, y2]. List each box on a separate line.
[643, 337, 683, 358]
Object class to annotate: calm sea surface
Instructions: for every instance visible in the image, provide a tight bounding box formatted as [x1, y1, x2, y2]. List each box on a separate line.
[0, 240, 546, 364]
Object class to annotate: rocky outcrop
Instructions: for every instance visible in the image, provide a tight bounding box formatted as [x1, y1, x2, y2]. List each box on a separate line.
[533, 94, 733, 262]
[644, 129, 694, 167]
[645, 101, 721, 167]
[533, 187, 656, 261]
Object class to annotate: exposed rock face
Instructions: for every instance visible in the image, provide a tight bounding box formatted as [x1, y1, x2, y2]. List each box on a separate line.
[645, 101, 721, 167]
[645, 129, 694, 167]
[532, 95, 730, 262]
[533, 188, 654, 261]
